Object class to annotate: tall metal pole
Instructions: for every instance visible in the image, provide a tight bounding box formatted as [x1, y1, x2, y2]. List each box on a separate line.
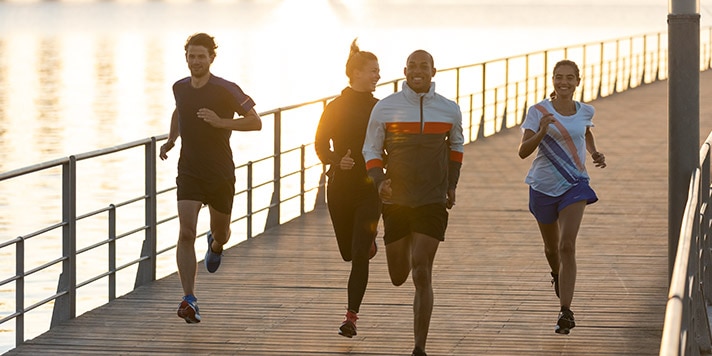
[668, 0, 700, 281]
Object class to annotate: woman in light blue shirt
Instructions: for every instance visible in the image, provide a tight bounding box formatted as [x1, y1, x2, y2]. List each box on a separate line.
[518, 59, 607, 335]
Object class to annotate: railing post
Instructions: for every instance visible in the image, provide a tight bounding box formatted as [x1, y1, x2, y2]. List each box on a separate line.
[136, 140, 158, 287]
[300, 145, 306, 215]
[456, 67, 461, 105]
[247, 161, 253, 239]
[52, 156, 77, 326]
[266, 111, 282, 230]
[478, 63, 486, 140]
[469, 94, 474, 143]
[701, 142, 712, 303]
[504, 58, 509, 129]
[598, 42, 604, 99]
[582, 44, 588, 102]
[642, 35, 647, 85]
[543, 51, 548, 100]
[109, 205, 116, 301]
[15, 236, 24, 346]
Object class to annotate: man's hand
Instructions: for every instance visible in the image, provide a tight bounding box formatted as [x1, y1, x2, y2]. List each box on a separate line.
[446, 189, 456, 209]
[198, 108, 223, 128]
[159, 141, 174, 160]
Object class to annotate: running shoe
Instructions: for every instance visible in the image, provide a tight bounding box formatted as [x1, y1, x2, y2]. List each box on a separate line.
[551, 272, 560, 298]
[177, 295, 201, 324]
[338, 310, 359, 338]
[204, 231, 222, 273]
[412, 346, 427, 356]
[555, 307, 575, 334]
[369, 240, 378, 260]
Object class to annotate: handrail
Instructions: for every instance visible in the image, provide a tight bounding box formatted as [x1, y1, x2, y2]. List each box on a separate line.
[660, 131, 712, 355]
[1, 27, 711, 352]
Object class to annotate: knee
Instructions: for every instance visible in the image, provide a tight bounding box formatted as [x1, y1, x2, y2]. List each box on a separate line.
[211, 229, 231, 245]
[178, 228, 197, 242]
[390, 270, 409, 286]
[544, 244, 558, 256]
[410, 263, 432, 289]
[559, 240, 576, 258]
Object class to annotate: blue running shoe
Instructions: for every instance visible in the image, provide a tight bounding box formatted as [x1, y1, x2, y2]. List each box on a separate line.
[177, 295, 201, 323]
[205, 231, 222, 273]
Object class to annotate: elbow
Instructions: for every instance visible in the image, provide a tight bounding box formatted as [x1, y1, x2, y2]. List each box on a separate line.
[517, 147, 528, 159]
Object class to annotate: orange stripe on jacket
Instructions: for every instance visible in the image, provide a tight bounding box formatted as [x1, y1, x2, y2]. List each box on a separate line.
[450, 151, 463, 163]
[386, 122, 453, 134]
[365, 159, 384, 171]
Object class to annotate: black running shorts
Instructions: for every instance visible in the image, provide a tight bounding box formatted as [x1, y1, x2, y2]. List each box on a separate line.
[382, 202, 448, 245]
[176, 174, 235, 215]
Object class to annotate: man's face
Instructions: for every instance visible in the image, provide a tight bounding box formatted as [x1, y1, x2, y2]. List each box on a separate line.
[404, 51, 435, 93]
[185, 45, 213, 78]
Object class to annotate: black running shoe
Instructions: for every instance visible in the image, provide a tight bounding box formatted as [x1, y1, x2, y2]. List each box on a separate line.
[551, 272, 560, 298]
[339, 310, 358, 338]
[555, 307, 575, 334]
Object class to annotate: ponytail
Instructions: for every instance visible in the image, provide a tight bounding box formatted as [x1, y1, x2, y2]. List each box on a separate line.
[345, 38, 377, 82]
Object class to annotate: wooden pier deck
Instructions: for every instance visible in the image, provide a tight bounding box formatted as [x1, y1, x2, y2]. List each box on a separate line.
[6, 71, 712, 355]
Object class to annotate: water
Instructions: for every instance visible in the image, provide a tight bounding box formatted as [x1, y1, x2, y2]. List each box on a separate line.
[0, 0, 693, 352]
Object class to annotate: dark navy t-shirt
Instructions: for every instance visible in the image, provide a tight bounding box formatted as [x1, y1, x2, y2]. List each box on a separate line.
[172, 75, 256, 182]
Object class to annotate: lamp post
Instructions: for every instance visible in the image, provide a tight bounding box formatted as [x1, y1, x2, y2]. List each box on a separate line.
[668, 0, 700, 281]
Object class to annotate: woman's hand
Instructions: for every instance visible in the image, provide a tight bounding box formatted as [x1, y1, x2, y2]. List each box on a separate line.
[339, 149, 355, 170]
[592, 151, 606, 168]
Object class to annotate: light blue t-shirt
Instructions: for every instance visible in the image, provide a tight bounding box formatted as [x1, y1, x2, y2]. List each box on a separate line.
[521, 99, 595, 197]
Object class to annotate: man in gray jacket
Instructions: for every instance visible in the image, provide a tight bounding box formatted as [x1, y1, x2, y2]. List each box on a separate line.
[362, 49, 464, 356]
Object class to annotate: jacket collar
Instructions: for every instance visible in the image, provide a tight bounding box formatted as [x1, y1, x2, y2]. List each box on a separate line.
[402, 82, 436, 103]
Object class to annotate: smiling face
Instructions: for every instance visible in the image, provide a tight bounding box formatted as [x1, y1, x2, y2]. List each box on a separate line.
[404, 50, 436, 93]
[552, 64, 580, 99]
[185, 45, 214, 79]
[351, 59, 381, 92]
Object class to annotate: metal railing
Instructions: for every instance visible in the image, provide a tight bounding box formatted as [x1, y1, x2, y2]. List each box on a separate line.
[2, 28, 710, 351]
[660, 130, 712, 356]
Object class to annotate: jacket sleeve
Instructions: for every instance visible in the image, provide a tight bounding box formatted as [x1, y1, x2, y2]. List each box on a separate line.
[314, 106, 340, 165]
[362, 104, 387, 187]
[448, 105, 465, 190]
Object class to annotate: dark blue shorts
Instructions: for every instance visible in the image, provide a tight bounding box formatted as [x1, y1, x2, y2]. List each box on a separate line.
[382, 203, 448, 244]
[529, 181, 598, 224]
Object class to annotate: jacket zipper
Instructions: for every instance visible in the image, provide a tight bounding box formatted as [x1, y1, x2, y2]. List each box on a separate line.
[419, 96, 424, 134]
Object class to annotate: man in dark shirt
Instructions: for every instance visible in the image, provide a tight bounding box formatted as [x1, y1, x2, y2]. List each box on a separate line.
[159, 33, 262, 324]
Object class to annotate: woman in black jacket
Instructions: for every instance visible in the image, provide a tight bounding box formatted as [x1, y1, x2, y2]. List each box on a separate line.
[314, 39, 381, 339]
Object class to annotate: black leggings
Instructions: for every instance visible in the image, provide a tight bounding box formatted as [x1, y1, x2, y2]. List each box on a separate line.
[327, 182, 380, 313]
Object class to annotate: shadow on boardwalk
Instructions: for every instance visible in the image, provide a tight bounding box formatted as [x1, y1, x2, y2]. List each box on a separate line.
[7, 71, 712, 355]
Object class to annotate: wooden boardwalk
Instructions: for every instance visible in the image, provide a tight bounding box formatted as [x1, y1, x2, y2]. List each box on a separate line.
[6, 71, 712, 355]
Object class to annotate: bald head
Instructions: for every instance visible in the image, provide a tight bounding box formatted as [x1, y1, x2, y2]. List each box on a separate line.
[407, 50, 434, 68]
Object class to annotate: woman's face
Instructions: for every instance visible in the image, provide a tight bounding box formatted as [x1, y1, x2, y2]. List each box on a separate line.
[352, 59, 381, 92]
[552, 65, 580, 98]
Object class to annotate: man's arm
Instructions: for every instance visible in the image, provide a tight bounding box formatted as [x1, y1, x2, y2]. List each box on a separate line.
[200, 108, 262, 131]
[447, 107, 465, 208]
[362, 107, 387, 189]
[159, 109, 180, 160]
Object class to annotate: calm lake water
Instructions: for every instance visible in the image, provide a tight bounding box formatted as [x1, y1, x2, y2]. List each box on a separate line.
[0, 0, 689, 352]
